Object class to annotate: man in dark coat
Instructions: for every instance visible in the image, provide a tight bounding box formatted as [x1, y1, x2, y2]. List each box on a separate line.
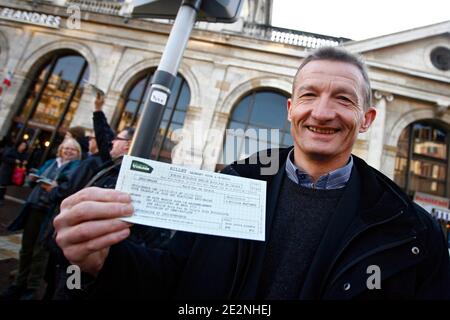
[53, 47, 450, 299]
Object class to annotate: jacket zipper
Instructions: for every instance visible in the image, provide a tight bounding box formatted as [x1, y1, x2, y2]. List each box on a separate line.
[318, 208, 407, 296]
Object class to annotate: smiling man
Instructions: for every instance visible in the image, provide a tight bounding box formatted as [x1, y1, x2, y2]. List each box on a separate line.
[287, 53, 376, 186]
[52, 47, 450, 300]
[288, 56, 376, 178]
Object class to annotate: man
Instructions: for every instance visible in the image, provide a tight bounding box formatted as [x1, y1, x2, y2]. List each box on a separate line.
[53, 47, 450, 299]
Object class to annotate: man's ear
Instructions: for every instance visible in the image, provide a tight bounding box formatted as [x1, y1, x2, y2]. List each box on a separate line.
[359, 107, 377, 133]
[287, 98, 293, 122]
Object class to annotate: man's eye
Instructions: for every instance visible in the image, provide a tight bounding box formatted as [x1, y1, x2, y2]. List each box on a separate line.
[300, 93, 315, 98]
[337, 96, 352, 103]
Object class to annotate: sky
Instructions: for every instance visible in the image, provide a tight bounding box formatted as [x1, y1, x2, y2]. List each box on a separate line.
[271, 0, 450, 41]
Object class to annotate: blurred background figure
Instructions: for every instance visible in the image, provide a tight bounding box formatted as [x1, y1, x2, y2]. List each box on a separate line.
[0, 138, 81, 300]
[66, 126, 89, 160]
[0, 141, 28, 205]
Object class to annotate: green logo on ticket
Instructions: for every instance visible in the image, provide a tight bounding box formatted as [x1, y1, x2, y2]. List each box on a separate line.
[130, 160, 153, 174]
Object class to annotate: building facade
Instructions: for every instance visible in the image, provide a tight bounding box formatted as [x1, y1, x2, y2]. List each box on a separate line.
[0, 1, 449, 216]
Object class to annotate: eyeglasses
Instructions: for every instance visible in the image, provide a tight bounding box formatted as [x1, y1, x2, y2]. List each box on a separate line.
[113, 135, 131, 141]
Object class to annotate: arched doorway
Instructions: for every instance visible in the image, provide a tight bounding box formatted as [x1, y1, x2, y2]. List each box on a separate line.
[9, 50, 89, 168]
[115, 69, 190, 163]
[220, 89, 292, 167]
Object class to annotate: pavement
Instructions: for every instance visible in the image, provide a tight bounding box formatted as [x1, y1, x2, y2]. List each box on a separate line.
[0, 185, 33, 297]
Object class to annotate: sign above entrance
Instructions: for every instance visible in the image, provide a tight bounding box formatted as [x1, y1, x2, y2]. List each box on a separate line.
[413, 191, 450, 213]
[0, 7, 61, 29]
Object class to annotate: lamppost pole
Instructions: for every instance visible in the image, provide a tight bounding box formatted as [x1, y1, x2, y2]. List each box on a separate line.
[129, 0, 202, 159]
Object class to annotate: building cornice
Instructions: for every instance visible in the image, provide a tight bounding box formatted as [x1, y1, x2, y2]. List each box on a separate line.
[366, 60, 450, 84]
[371, 80, 450, 106]
[343, 20, 450, 53]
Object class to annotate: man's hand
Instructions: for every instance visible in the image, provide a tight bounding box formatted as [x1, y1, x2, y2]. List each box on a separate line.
[54, 187, 133, 277]
[94, 92, 105, 112]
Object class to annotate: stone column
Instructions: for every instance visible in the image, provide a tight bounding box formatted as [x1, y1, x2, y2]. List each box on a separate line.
[70, 89, 120, 129]
[70, 45, 124, 128]
[174, 62, 228, 170]
[171, 106, 205, 168]
[367, 91, 393, 170]
[0, 28, 33, 137]
[201, 111, 229, 171]
[380, 145, 397, 179]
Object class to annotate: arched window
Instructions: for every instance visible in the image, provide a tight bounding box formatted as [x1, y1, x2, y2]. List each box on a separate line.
[115, 70, 190, 163]
[10, 51, 89, 168]
[220, 90, 292, 166]
[394, 121, 449, 197]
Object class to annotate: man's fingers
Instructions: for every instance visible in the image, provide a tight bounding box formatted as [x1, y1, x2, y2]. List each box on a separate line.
[55, 200, 133, 230]
[60, 187, 131, 211]
[56, 218, 131, 247]
[62, 228, 130, 264]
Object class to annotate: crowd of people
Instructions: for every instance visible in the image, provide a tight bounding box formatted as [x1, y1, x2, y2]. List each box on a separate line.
[0, 93, 171, 300]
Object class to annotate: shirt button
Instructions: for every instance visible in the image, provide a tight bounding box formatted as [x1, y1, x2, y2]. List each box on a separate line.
[411, 247, 420, 255]
[343, 283, 351, 291]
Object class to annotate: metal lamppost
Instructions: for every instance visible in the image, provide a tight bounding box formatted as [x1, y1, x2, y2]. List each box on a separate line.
[124, 0, 243, 159]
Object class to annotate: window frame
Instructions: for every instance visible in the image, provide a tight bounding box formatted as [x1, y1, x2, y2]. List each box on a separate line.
[12, 51, 89, 166]
[395, 121, 450, 198]
[220, 89, 291, 168]
[115, 69, 190, 162]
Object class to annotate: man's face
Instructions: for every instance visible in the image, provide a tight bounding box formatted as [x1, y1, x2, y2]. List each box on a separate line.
[110, 130, 131, 158]
[288, 60, 376, 163]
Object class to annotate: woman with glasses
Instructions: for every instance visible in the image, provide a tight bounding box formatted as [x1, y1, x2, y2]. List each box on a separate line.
[1, 138, 81, 300]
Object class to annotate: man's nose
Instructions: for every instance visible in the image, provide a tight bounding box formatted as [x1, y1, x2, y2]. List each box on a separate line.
[310, 97, 335, 121]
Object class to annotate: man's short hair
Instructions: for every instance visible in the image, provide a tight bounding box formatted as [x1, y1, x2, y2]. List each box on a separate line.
[293, 47, 372, 109]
